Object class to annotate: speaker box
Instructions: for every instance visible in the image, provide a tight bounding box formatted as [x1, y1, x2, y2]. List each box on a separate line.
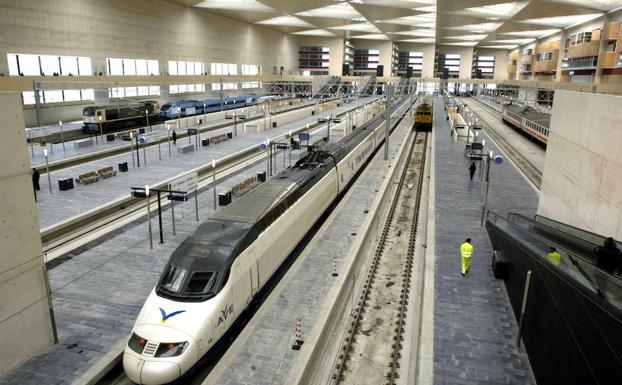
[342, 64, 351, 76]
[376, 65, 384, 77]
[442, 68, 449, 79]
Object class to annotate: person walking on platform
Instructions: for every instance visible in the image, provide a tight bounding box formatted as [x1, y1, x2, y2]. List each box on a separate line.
[469, 162, 476, 180]
[547, 246, 561, 265]
[32, 168, 40, 192]
[172, 130, 177, 145]
[460, 238, 474, 276]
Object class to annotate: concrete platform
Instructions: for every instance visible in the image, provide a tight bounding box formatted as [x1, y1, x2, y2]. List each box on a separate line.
[35, 98, 372, 229]
[432, 97, 537, 384]
[27, 100, 313, 169]
[202, 102, 414, 385]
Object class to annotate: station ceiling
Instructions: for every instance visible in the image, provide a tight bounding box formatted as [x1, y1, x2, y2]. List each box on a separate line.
[172, 0, 622, 49]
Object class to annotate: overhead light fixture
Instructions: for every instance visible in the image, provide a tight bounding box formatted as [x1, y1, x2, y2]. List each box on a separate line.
[378, 15, 436, 26]
[544, 0, 622, 11]
[391, 29, 436, 37]
[442, 41, 479, 47]
[256, 16, 315, 28]
[444, 34, 488, 41]
[445, 23, 502, 33]
[478, 45, 520, 50]
[397, 38, 436, 43]
[462, 2, 528, 19]
[486, 38, 536, 44]
[499, 29, 560, 38]
[351, 33, 390, 40]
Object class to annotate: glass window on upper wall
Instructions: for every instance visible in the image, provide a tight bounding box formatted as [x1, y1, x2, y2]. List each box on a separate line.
[7, 54, 93, 76]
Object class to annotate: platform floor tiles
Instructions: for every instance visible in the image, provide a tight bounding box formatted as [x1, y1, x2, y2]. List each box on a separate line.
[433, 97, 537, 384]
[204, 108, 414, 385]
[35, 100, 368, 228]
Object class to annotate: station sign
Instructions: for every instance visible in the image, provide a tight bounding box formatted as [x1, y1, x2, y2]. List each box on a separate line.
[299, 132, 310, 141]
[494, 155, 504, 165]
[170, 172, 198, 193]
[259, 142, 268, 151]
[187, 128, 198, 135]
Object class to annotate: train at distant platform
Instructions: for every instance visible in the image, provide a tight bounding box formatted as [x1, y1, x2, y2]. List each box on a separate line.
[82, 94, 259, 134]
[501, 103, 550, 145]
[414, 95, 433, 132]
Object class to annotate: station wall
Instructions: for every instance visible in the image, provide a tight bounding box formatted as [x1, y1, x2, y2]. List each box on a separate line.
[0, 0, 299, 125]
[0, 92, 54, 375]
[538, 90, 622, 240]
[397, 43, 436, 78]
[437, 45, 474, 79]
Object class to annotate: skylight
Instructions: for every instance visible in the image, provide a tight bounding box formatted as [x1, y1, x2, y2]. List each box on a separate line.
[296, 3, 362, 19]
[478, 45, 520, 50]
[463, 2, 528, 19]
[545, 0, 622, 11]
[292, 29, 337, 37]
[194, 0, 275, 12]
[442, 41, 479, 47]
[500, 29, 560, 38]
[391, 29, 436, 37]
[517, 13, 603, 28]
[444, 34, 488, 41]
[352, 34, 391, 40]
[397, 38, 436, 43]
[256, 16, 315, 28]
[331, 23, 381, 33]
[445, 23, 502, 33]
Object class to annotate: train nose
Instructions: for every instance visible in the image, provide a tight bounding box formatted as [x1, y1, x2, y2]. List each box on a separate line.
[123, 353, 181, 385]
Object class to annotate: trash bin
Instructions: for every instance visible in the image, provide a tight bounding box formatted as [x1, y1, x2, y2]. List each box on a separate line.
[58, 177, 74, 191]
[226, 132, 233, 139]
[118, 162, 128, 172]
[272, 122, 277, 128]
[139, 128, 145, 134]
[202, 138, 210, 147]
[257, 171, 267, 182]
[491, 251, 508, 279]
[219, 191, 232, 206]
[106, 134, 115, 142]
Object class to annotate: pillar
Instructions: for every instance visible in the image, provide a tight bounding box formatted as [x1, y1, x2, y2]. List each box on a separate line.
[555, 29, 568, 82]
[0, 93, 54, 375]
[595, 14, 611, 84]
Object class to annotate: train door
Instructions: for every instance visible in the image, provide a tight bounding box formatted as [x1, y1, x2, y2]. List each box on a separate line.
[250, 259, 259, 297]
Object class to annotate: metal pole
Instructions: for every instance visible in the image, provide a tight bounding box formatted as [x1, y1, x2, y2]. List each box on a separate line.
[167, 127, 171, 157]
[59, 121, 65, 153]
[384, 84, 392, 160]
[158, 142, 161, 161]
[147, 193, 153, 249]
[194, 189, 199, 222]
[28, 129, 34, 158]
[130, 133, 135, 168]
[146, 111, 151, 132]
[196, 118, 201, 148]
[143, 144, 147, 166]
[516, 270, 532, 347]
[327, 117, 331, 142]
[136, 136, 140, 167]
[234, 115, 237, 138]
[195, 130, 199, 150]
[171, 200, 176, 236]
[266, 140, 270, 176]
[157, 191, 164, 244]
[44, 151, 52, 194]
[212, 160, 217, 210]
[481, 154, 492, 226]
[41, 264, 58, 344]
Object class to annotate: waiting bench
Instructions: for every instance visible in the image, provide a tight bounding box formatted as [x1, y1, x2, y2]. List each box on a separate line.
[76, 171, 99, 185]
[97, 166, 117, 179]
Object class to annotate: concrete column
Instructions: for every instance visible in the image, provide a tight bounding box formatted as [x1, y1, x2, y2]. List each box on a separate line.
[0, 93, 54, 375]
[595, 14, 611, 84]
[555, 29, 568, 82]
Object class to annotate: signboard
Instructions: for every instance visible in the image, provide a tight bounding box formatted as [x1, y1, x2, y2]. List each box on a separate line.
[27, 127, 53, 139]
[138, 136, 146, 144]
[186, 107, 196, 115]
[276, 143, 289, 150]
[259, 142, 268, 151]
[187, 128, 198, 135]
[170, 172, 198, 193]
[494, 155, 504, 164]
[299, 132, 310, 141]
[139, 131, 164, 144]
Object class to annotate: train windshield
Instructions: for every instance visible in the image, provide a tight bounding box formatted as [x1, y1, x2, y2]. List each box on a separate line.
[158, 264, 221, 299]
[83, 107, 96, 117]
[161, 103, 172, 111]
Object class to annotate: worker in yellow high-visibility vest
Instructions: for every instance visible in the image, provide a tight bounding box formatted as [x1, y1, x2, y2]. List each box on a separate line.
[460, 238, 474, 276]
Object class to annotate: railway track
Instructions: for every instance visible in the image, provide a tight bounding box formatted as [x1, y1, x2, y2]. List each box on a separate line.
[330, 130, 428, 385]
[467, 97, 543, 189]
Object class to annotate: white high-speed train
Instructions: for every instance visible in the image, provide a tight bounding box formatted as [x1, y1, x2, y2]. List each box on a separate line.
[123, 98, 407, 385]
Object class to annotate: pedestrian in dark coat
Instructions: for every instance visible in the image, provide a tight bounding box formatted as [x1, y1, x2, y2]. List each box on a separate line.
[32, 168, 40, 191]
[172, 130, 177, 144]
[469, 162, 476, 180]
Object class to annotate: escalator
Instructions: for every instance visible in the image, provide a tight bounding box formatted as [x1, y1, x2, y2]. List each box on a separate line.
[485, 212, 622, 385]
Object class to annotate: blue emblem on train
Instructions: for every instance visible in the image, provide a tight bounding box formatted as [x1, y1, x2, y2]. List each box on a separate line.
[159, 308, 186, 323]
